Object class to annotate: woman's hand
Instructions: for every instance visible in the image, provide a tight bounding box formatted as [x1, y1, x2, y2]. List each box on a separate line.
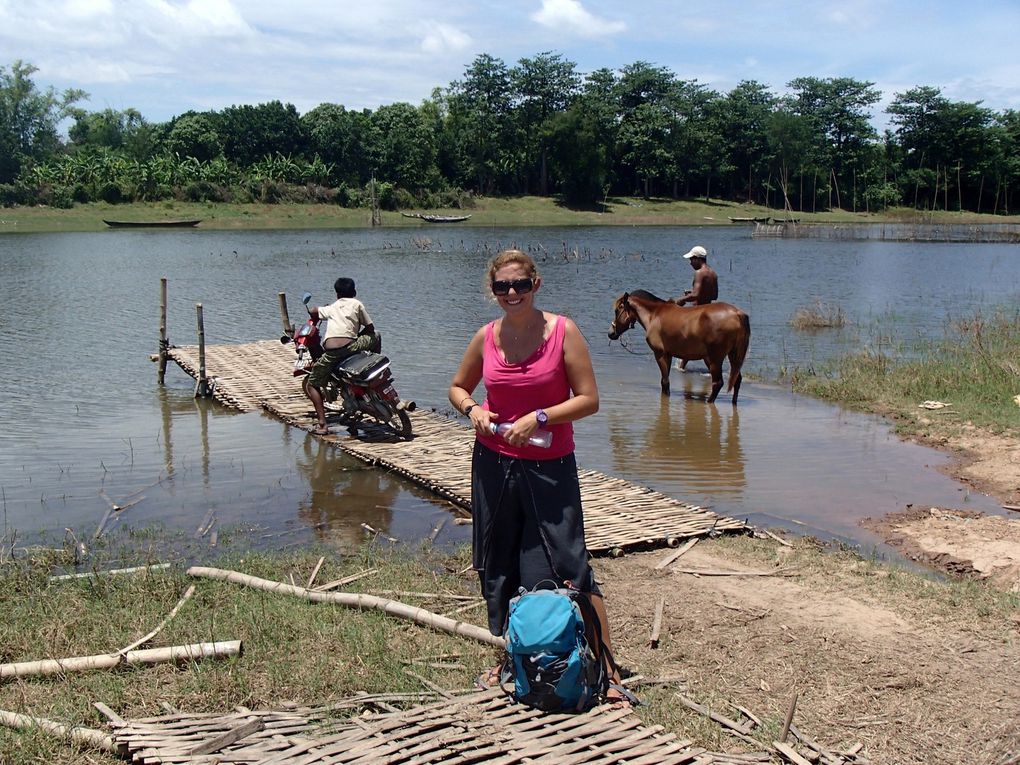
[469, 407, 495, 437]
[500, 412, 539, 446]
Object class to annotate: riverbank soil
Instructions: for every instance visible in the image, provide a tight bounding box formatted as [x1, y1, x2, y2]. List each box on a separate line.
[596, 537, 1020, 765]
[866, 423, 1020, 592]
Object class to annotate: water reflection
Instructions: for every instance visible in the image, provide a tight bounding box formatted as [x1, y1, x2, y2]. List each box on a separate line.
[607, 395, 745, 499]
[294, 438, 399, 550]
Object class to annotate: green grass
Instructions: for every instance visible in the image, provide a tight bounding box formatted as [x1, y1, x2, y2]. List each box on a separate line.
[0, 542, 498, 764]
[788, 310, 1020, 435]
[3, 531, 1019, 762]
[3, 197, 1018, 234]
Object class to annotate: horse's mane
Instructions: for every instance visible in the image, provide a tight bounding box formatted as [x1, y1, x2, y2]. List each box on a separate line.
[628, 289, 665, 303]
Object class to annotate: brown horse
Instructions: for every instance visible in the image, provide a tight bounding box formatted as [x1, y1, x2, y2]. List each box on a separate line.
[608, 290, 750, 404]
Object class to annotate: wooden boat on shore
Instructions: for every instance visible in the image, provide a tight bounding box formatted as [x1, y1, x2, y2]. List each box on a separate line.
[103, 219, 202, 228]
[400, 212, 472, 223]
[728, 216, 770, 223]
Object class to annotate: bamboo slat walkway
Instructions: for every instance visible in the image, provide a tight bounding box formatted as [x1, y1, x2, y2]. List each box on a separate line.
[109, 689, 754, 764]
[164, 341, 746, 553]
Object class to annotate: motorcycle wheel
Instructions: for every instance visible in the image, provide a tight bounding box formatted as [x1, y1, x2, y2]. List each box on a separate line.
[370, 391, 413, 439]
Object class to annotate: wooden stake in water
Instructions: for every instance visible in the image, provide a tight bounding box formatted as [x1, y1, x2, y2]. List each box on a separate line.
[278, 292, 293, 336]
[195, 303, 213, 398]
[157, 277, 168, 384]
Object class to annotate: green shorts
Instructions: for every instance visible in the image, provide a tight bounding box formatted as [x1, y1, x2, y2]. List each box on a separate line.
[306, 332, 379, 389]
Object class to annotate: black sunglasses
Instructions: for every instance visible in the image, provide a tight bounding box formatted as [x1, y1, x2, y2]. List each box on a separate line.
[491, 278, 534, 296]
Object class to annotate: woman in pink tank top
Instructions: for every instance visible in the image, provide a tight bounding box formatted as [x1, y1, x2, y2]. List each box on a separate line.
[449, 249, 632, 706]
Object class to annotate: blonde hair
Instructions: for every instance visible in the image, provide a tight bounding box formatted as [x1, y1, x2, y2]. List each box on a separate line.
[487, 249, 539, 283]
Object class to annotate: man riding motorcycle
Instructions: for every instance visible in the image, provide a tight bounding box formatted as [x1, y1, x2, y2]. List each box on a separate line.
[306, 277, 380, 436]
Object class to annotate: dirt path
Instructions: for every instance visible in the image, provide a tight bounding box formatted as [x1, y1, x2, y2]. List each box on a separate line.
[596, 538, 1020, 765]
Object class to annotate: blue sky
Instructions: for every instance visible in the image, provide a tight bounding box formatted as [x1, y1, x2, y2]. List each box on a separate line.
[2, 0, 1018, 129]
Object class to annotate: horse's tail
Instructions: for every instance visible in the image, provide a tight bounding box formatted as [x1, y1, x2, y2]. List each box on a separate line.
[726, 311, 751, 391]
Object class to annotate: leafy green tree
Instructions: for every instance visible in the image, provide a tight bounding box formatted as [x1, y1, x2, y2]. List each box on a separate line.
[543, 105, 608, 207]
[614, 62, 677, 196]
[720, 81, 777, 202]
[218, 100, 306, 167]
[0, 60, 86, 183]
[164, 112, 223, 163]
[445, 54, 515, 194]
[787, 77, 880, 209]
[302, 103, 373, 186]
[511, 52, 580, 195]
[369, 102, 439, 192]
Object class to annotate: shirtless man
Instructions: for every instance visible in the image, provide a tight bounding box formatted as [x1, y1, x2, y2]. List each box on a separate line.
[676, 245, 718, 306]
[675, 245, 718, 370]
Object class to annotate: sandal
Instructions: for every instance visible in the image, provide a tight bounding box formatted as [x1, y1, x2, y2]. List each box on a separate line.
[474, 665, 503, 691]
[605, 683, 640, 707]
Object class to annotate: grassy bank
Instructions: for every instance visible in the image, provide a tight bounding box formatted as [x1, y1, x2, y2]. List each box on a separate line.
[788, 309, 1020, 436]
[3, 534, 1019, 763]
[3, 196, 1018, 234]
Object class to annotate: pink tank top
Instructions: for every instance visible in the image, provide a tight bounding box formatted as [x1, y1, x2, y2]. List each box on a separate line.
[478, 314, 575, 459]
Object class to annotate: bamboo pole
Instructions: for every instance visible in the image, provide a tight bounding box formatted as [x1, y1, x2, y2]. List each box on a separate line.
[48, 562, 171, 583]
[278, 291, 293, 336]
[649, 596, 665, 649]
[187, 566, 504, 648]
[157, 277, 168, 384]
[195, 303, 212, 397]
[0, 709, 115, 753]
[113, 584, 196, 655]
[0, 640, 242, 681]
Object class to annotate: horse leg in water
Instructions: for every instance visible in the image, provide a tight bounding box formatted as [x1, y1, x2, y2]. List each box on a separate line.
[654, 352, 672, 396]
[729, 370, 742, 404]
[705, 357, 725, 403]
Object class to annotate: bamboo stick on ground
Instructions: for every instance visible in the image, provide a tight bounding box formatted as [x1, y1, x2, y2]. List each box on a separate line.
[674, 693, 755, 736]
[306, 556, 325, 589]
[48, 562, 171, 583]
[779, 691, 799, 742]
[112, 584, 196, 656]
[654, 538, 699, 570]
[0, 709, 115, 752]
[313, 568, 378, 592]
[1, 640, 242, 681]
[188, 566, 504, 648]
[675, 567, 796, 577]
[773, 740, 814, 765]
[649, 596, 665, 649]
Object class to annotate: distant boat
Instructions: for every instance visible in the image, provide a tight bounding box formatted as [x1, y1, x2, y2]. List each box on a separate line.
[103, 219, 202, 228]
[728, 216, 771, 223]
[400, 212, 471, 223]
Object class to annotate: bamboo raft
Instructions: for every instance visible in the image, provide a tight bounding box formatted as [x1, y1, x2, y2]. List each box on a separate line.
[108, 689, 756, 764]
[164, 341, 746, 553]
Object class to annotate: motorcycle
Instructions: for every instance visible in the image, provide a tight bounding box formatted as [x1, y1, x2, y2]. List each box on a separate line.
[283, 292, 415, 439]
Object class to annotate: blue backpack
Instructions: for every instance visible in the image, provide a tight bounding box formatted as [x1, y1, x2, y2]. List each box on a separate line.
[501, 584, 609, 713]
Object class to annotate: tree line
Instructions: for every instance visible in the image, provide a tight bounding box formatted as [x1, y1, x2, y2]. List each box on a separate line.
[2, 54, 1018, 214]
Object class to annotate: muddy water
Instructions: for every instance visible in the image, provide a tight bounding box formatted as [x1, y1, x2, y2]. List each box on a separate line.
[0, 226, 1015, 560]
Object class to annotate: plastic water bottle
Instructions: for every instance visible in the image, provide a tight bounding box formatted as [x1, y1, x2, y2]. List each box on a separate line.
[490, 422, 553, 448]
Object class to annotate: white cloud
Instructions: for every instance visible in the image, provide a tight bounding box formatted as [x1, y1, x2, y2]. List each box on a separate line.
[530, 0, 625, 38]
[419, 21, 472, 56]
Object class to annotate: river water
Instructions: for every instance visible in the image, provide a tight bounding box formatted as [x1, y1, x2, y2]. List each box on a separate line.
[1, 224, 1016, 561]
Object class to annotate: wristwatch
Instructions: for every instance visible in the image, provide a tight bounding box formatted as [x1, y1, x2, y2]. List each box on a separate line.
[464, 404, 476, 416]
[535, 408, 548, 426]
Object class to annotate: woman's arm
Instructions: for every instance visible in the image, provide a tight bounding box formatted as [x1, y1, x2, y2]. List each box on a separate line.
[448, 327, 492, 435]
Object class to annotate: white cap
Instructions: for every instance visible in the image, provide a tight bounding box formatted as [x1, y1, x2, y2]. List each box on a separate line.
[683, 245, 708, 260]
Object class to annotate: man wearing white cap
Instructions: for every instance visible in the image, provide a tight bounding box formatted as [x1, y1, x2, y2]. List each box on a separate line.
[675, 245, 718, 306]
[674, 245, 718, 371]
